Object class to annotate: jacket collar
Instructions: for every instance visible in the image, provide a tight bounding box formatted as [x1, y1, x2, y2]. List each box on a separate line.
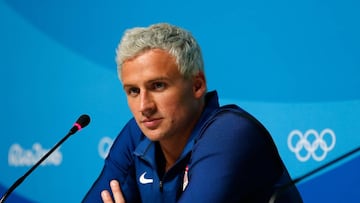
[134, 91, 220, 165]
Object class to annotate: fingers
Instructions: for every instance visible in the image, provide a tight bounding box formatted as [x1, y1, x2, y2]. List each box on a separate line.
[101, 190, 113, 203]
[110, 180, 125, 203]
[101, 180, 125, 203]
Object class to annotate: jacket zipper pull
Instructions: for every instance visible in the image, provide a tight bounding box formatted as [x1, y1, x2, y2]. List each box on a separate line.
[159, 180, 163, 192]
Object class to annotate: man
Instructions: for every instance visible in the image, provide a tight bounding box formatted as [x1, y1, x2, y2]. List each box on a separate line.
[83, 23, 302, 203]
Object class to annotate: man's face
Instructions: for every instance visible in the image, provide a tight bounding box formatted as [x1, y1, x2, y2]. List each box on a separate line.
[121, 49, 206, 142]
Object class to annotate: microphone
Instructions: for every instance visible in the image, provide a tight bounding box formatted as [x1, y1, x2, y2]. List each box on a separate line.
[69, 114, 91, 135]
[268, 145, 360, 203]
[0, 114, 91, 203]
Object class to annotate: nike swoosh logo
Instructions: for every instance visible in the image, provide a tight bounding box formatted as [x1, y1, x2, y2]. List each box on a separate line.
[139, 172, 153, 184]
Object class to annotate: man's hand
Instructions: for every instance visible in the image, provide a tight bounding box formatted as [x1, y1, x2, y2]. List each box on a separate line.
[101, 180, 125, 203]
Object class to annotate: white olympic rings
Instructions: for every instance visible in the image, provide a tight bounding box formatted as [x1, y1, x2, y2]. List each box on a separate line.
[288, 128, 336, 162]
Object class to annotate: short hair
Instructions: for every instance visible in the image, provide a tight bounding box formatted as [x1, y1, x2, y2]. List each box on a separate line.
[116, 23, 204, 79]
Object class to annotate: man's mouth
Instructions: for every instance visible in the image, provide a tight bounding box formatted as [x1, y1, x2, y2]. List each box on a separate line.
[141, 118, 162, 129]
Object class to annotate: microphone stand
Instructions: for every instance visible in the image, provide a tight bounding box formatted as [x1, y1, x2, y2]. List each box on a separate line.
[269, 145, 360, 203]
[0, 114, 89, 203]
[0, 130, 76, 203]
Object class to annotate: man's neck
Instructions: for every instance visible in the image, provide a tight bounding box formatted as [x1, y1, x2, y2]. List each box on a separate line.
[159, 135, 189, 172]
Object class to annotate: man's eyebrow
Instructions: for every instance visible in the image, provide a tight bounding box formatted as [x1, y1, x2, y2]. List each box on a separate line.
[122, 77, 171, 88]
[122, 84, 135, 89]
[146, 77, 170, 83]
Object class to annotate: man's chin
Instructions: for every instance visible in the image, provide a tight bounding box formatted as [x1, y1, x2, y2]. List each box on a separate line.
[143, 130, 164, 141]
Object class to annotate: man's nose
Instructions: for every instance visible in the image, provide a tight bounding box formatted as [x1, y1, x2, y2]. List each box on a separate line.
[139, 91, 155, 116]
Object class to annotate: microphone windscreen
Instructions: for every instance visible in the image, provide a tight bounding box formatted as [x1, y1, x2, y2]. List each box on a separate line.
[76, 114, 91, 128]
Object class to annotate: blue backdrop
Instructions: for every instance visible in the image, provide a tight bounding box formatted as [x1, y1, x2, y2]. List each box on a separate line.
[1, 0, 359, 202]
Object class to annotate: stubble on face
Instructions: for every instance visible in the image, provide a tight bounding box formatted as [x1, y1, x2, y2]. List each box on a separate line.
[121, 49, 205, 144]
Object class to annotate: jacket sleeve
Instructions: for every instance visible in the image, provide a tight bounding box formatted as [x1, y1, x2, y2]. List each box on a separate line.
[178, 109, 286, 202]
[82, 119, 142, 203]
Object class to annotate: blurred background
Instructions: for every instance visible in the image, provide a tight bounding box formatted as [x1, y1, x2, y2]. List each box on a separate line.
[1, 0, 359, 202]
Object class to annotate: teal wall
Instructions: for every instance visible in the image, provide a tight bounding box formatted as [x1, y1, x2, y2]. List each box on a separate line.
[1, 0, 359, 202]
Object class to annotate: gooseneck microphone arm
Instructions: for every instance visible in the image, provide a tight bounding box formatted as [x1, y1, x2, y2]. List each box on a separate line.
[269, 145, 360, 203]
[0, 114, 90, 203]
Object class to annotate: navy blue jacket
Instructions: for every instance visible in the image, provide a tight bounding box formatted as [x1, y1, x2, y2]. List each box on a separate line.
[83, 91, 302, 203]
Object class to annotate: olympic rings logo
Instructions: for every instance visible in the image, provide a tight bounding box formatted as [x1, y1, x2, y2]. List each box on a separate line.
[288, 129, 336, 162]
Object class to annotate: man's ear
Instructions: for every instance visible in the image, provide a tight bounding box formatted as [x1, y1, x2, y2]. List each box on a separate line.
[193, 72, 206, 98]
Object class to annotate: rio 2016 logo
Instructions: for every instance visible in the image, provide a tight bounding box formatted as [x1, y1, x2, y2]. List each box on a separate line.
[98, 137, 113, 159]
[288, 129, 336, 162]
[8, 143, 62, 166]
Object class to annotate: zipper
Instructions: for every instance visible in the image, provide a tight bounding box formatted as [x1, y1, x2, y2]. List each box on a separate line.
[159, 180, 163, 192]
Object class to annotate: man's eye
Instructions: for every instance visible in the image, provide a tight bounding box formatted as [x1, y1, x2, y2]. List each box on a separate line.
[127, 88, 140, 96]
[153, 82, 166, 90]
